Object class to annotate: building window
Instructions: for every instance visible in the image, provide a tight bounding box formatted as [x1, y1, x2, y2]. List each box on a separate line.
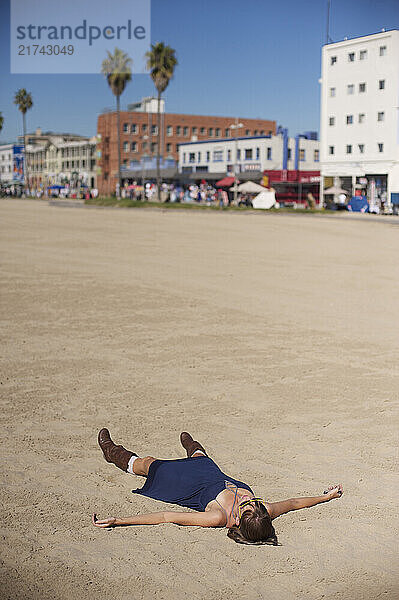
[166, 125, 173, 136]
[123, 142, 129, 152]
[206, 151, 210, 162]
[359, 82, 366, 93]
[198, 152, 201, 162]
[348, 52, 355, 62]
[379, 45, 387, 56]
[142, 142, 148, 151]
[176, 126, 181, 135]
[245, 148, 253, 160]
[347, 84, 354, 95]
[330, 87, 336, 97]
[330, 56, 337, 65]
[358, 144, 364, 153]
[254, 130, 258, 136]
[131, 142, 137, 152]
[189, 152, 196, 163]
[359, 50, 367, 60]
[377, 112, 385, 122]
[245, 129, 250, 135]
[227, 149, 231, 161]
[151, 124, 158, 135]
[329, 146, 334, 155]
[166, 143, 171, 153]
[200, 127, 205, 135]
[379, 79, 385, 90]
[346, 145, 352, 154]
[123, 123, 129, 132]
[299, 148, 305, 161]
[183, 153, 186, 163]
[131, 124, 137, 134]
[142, 124, 147, 133]
[346, 115, 353, 124]
[267, 147, 272, 160]
[176, 144, 179, 152]
[123, 159, 128, 166]
[225, 128, 230, 137]
[237, 148, 241, 160]
[213, 150, 223, 162]
[215, 128, 220, 137]
[192, 127, 197, 135]
[378, 143, 384, 153]
[183, 126, 188, 137]
[358, 113, 365, 124]
[151, 142, 157, 153]
[329, 116, 335, 126]
[208, 128, 214, 137]
[314, 149, 319, 162]
[287, 148, 292, 160]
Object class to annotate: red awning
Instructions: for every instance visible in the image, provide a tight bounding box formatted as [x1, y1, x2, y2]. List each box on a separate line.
[216, 176, 237, 187]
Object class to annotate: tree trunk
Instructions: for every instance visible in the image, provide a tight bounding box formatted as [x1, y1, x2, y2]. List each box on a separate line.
[116, 94, 122, 197]
[23, 112, 28, 194]
[156, 90, 161, 201]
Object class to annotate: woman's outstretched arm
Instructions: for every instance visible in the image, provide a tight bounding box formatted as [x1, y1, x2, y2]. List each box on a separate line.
[92, 509, 223, 529]
[267, 484, 343, 520]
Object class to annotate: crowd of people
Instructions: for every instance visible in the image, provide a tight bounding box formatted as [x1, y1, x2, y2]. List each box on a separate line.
[121, 181, 232, 207]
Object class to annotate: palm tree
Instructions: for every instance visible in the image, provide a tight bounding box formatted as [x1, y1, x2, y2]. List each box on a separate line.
[101, 48, 132, 197]
[145, 43, 177, 200]
[14, 89, 33, 191]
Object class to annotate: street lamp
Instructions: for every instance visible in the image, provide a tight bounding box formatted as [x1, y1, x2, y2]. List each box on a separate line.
[141, 135, 149, 201]
[229, 119, 243, 205]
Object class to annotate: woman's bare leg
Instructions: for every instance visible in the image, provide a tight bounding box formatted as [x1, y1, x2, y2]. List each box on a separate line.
[132, 456, 156, 476]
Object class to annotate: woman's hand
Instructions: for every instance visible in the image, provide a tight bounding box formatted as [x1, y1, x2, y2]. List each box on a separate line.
[92, 513, 117, 528]
[323, 484, 343, 500]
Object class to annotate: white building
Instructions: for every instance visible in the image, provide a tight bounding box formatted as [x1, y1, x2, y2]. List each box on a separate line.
[0, 144, 14, 183]
[319, 29, 399, 208]
[22, 129, 97, 189]
[178, 132, 320, 177]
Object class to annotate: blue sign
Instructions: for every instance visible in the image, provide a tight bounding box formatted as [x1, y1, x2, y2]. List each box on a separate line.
[13, 145, 24, 181]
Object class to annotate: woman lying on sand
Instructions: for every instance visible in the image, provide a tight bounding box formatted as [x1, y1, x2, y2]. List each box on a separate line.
[92, 429, 343, 545]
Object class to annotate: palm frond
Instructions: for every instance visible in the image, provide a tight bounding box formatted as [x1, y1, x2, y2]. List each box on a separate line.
[14, 88, 33, 114]
[101, 47, 132, 97]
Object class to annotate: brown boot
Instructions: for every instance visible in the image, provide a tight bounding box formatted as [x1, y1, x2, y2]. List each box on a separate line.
[180, 432, 207, 458]
[98, 428, 135, 472]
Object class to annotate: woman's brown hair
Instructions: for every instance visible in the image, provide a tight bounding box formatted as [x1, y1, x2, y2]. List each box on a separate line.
[227, 501, 278, 546]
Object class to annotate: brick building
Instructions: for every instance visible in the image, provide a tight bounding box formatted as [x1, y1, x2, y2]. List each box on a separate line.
[97, 97, 276, 195]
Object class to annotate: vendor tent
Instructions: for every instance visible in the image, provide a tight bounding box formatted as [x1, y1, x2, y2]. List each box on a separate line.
[252, 190, 276, 209]
[324, 186, 349, 195]
[231, 181, 265, 193]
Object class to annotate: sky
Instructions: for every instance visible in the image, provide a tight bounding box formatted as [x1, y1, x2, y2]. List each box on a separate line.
[0, 0, 398, 144]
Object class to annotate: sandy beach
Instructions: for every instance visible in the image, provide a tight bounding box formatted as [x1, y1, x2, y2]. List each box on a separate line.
[0, 198, 398, 600]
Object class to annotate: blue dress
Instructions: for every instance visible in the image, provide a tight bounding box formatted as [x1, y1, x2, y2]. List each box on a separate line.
[132, 456, 253, 511]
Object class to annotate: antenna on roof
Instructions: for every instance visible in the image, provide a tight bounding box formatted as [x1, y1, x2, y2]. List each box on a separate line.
[326, 0, 332, 44]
